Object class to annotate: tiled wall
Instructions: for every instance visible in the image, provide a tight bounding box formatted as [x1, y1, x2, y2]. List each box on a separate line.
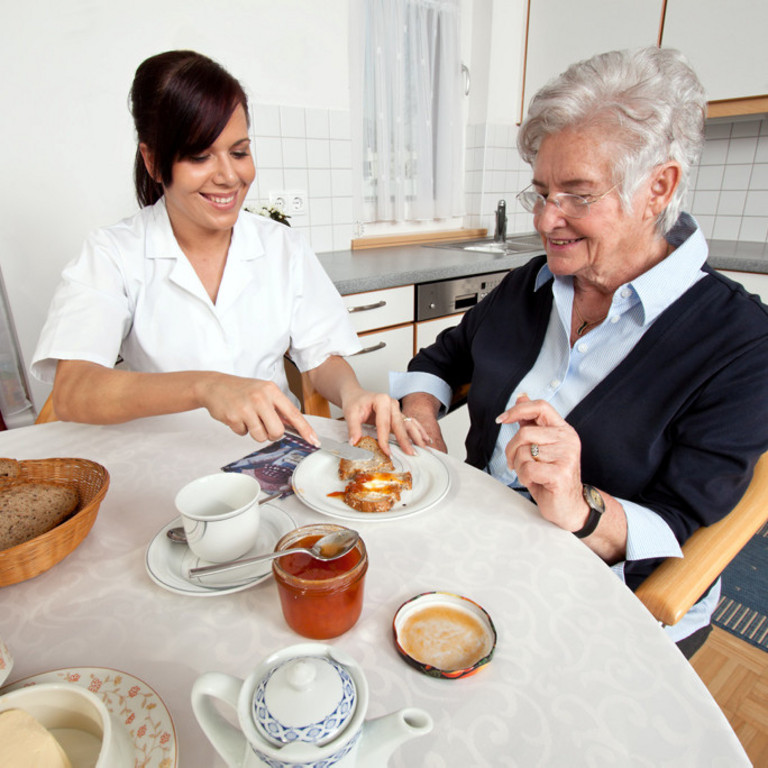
[464, 117, 768, 244]
[252, 108, 768, 250]
[248, 105, 355, 253]
[688, 118, 768, 242]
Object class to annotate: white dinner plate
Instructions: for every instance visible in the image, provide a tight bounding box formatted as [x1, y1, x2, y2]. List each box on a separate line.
[291, 445, 450, 521]
[0, 666, 177, 768]
[145, 503, 295, 596]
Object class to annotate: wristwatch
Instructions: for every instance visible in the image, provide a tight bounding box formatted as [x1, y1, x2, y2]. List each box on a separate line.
[574, 484, 605, 538]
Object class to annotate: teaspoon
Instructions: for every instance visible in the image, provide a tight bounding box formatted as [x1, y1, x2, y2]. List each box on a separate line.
[187, 528, 360, 579]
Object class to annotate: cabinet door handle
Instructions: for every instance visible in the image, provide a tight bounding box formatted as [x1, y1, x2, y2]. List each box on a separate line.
[347, 300, 387, 313]
[351, 340, 386, 356]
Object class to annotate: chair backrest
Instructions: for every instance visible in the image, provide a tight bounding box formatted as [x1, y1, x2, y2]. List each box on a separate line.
[635, 451, 768, 626]
[283, 356, 331, 418]
[34, 393, 57, 424]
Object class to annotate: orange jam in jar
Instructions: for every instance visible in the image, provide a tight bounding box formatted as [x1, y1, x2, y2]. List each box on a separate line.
[272, 524, 368, 639]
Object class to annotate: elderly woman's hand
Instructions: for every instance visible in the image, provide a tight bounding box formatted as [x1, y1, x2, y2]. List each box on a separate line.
[497, 395, 587, 531]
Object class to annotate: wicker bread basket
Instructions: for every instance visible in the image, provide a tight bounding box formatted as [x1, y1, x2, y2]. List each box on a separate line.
[0, 458, 109, 586]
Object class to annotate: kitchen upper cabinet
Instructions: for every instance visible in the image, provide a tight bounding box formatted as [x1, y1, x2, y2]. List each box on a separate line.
[521, 0, 664, 121]
[661, 0, 768, 107]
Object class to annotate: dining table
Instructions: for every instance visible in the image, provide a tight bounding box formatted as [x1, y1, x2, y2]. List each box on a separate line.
[0, 409, 750, 767]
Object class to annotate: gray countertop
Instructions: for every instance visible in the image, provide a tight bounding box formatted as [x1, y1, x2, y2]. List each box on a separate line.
[318, 236, 768, 295]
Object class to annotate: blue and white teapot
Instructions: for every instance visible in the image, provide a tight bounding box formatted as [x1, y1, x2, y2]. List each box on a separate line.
[192, 643, 433, 768]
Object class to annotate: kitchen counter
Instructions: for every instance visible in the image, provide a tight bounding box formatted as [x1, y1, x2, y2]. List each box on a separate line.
[318, 237, 768, 295]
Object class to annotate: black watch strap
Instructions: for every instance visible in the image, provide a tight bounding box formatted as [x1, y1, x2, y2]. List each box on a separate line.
[574, 484, 605, 538]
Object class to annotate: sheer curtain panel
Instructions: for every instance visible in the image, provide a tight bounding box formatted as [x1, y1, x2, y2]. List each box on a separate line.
[362, 0, 463, 224]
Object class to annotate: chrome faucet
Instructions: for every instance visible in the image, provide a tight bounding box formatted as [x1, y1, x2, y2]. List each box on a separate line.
[494, 199, 507, 242]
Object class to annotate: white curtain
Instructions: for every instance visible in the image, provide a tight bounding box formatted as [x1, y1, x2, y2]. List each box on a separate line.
[361, 0, 464, 223]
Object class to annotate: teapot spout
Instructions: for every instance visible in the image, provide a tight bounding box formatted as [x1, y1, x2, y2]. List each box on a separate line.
[357, 708, 433, 768]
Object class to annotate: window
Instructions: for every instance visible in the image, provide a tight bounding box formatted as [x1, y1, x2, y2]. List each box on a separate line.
[358, 0, 464, 225]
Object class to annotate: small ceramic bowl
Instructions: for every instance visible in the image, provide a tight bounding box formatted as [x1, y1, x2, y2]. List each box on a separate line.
[0, 683, 133, 767]
[393, 591, 496, 679]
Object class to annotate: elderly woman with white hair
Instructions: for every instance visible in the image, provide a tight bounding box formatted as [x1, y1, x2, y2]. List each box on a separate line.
[393, 47, 768, 656]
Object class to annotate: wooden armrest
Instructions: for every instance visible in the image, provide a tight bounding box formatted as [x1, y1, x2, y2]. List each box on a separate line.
[635, 451, 768, 626]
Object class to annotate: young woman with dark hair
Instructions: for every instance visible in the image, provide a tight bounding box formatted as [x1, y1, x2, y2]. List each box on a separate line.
[32, 50, 425, 453]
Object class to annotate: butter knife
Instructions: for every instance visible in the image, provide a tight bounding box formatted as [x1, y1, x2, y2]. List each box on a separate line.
[283, 426, 374, 461]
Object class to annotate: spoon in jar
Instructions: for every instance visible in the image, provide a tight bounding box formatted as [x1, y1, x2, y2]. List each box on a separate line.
[166, 491, 283, 544]
[187, 528, 360, 579]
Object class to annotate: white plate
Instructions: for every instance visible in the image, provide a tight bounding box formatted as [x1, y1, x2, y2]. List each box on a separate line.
[291, 445, 450, 521]
[0, 666, 177, 768]
[145, 503, 295, 596]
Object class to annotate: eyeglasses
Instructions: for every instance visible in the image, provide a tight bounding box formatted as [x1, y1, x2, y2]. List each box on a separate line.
[516, 184, 617, 219]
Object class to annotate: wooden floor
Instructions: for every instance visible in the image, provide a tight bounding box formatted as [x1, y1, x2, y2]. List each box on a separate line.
[691, 626, 768, 765]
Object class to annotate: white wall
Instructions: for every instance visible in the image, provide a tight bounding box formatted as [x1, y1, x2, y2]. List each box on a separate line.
[0, 0, 349, 410]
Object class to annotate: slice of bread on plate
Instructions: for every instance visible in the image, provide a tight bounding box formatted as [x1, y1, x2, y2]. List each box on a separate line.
[343, 471, 413, 513]
[0, 481, 80, 551]
[338, 436, 395, 480]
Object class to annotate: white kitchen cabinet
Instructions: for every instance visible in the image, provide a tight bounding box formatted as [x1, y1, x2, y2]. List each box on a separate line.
[329, 285, 415, 419]
[415, 314, 469, 460]
[522, 0, 664, 120]
[342, 285, 414, 334]
[661, 0, 768, 102]
[329, 324, 414, 419]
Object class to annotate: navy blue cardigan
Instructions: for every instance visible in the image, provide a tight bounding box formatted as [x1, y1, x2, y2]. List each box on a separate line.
[409, 255, 768, 589]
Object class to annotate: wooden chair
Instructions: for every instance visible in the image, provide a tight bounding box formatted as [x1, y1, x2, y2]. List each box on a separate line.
[636, 451, 768, 626]
[34, 392, 57, 424]
[282, 356, 331, 417]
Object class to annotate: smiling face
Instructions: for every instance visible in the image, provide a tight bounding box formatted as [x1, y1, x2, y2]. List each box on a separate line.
[159, 104, 255, 244]
[531, 125, 670, 292]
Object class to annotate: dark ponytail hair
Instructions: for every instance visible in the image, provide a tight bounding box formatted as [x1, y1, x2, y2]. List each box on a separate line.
[129, 50, 249, 207]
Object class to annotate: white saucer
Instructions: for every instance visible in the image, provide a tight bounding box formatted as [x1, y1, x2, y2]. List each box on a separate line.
[145, 503, 295, 596]
[0, 666, 177, 768]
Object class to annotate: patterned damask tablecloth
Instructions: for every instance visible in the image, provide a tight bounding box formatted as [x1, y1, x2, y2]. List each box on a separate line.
[0, 411, 749, 767]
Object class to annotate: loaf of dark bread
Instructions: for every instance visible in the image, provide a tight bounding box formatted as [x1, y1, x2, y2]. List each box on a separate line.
[0, 481, 80, 550]
[0, 458, 20, 481]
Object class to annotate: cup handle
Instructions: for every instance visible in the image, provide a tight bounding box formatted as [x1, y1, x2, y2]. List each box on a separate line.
[191, 672, 248, 768]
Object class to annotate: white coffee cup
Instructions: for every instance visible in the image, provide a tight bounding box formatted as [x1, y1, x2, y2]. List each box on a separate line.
[0, 635, 12, 687]
[0, 683, 133, 767]
[176, 473, 262, 563]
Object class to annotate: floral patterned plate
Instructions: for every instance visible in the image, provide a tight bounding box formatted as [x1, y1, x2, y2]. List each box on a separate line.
[0, 666, 177, 767]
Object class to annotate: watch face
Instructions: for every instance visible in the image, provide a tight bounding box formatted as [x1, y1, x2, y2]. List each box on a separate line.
[584, 485, 605, 513]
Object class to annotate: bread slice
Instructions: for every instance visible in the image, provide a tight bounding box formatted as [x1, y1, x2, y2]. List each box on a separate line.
[0, 481, 80, 551]
[338, 436, 394, 480]
[343, 471, 413, 513]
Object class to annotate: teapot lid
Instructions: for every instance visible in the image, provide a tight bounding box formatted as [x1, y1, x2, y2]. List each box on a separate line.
[253, 655, 357, 747]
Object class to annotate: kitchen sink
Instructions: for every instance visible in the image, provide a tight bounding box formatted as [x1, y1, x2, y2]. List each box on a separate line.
[425, 233, 544, 255]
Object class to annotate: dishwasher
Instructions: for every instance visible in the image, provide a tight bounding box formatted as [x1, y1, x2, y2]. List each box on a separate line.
[414, 270, 509, 458]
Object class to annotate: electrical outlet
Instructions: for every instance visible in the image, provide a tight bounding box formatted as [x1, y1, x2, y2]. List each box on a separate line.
[269, 190, 307, 217]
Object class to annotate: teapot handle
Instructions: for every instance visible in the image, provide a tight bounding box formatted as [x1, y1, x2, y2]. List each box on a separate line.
[191, 672, 248, 768]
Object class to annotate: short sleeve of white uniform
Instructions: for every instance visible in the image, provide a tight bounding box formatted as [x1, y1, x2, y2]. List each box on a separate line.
[31, 216, 140, 383]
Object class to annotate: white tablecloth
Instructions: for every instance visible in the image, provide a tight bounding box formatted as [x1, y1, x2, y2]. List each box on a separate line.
[0, 411, 749, 767]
